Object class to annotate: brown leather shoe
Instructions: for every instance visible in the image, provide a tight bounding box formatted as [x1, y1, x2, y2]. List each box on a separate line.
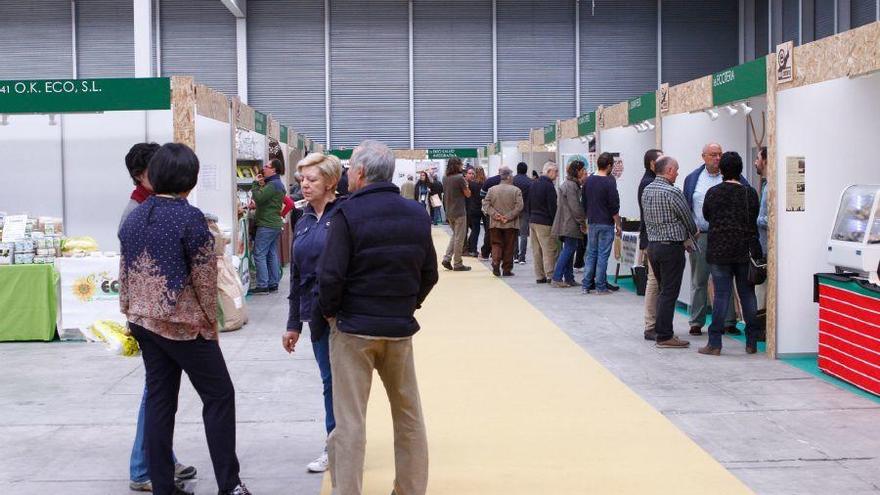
[724, 326, 742, 335]
[689, 326, 703, 336]
[550, 280, 571, 288]
[656, 336, 690, 348]
[698, 345, 721, 356]
[746, 345, 758, 354]
[644, 330, 657, 341]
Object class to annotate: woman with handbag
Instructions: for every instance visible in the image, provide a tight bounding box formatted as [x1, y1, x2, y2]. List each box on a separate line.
[699, 151, 763, 356]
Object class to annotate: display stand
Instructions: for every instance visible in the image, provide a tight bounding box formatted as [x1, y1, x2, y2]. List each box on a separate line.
[0, 264, 59, 342]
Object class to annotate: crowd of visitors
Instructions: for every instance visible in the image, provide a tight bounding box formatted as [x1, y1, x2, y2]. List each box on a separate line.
[116, 136, 767, 495]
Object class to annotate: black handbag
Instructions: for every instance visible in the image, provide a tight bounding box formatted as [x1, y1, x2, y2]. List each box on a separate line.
[742, 188, 767, 285]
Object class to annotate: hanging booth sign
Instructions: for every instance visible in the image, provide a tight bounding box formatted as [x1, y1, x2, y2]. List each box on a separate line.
[627, 91, 657, 125]
[328, 149, 353, 160]
[659, 83, 670, 113]
[427, 148, 479, 159]
[254, 111, 268, 135]
[0, 77, 171, 114]
[776, 41, 794, 84]
[577, 111, 595, 136]
[543, 123, 557, 144]
[712, 57, 767, 106]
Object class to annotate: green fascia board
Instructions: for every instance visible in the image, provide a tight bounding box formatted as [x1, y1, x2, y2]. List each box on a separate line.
[280, 125, 288, 144]
[328, 149, 353, 159]
[577, 112, 595, 136]
[0, 77, 171, 114]
[428, 148, 478, 159]
[254, 111, 267, 135]
[543, 123, 557, 143]
[712, 56, 767, 106]
[628, 91, 657, 125]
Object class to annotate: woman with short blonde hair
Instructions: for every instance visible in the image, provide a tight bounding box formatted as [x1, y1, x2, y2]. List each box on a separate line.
[284, 151, 343, 473]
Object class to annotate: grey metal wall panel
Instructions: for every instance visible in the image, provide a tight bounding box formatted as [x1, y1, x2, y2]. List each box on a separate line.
[160, 0, 237, 96]
[497, 0, 576, 141]
[851, 0, 877, 27]
[662, 0, 739, 85]
[0, 0, 72, 79]
[815, 0, 836, 39]
[76, 0, 135, 78]
[413, 0, 493, 148]
[247, 0, 326, 142]
[782, 0, 800, 44]
[755, 0, 770, 57]
[330, 0, 409, 149]
[580, 0, 657, 114]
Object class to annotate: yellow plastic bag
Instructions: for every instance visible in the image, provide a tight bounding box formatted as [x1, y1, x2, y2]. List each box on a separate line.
[62, 236, 100, 255]
[88, 320, 140, 357]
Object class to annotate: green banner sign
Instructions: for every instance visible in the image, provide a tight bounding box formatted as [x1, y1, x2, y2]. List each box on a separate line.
[328, 149, 353, 160]
[428, 148, 478, 159]
[254, 111, 267, 135]
[543, 123, 557, 143]
[494, 142, 501, 155]
[0, 77, 171, 114]
[627, 91, 657, 125]
[280, 125, 288, 144]
[577, 112, 595, 136]
[297, 134, 304, 150]
[712, 56, 767, 106]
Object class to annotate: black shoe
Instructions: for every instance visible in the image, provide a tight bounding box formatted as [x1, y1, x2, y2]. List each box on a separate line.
[644, 330, 657, 341]
[584, 282, 596, 291]
[250, 287, 268, 295]
[267, 285, 278, 293]
[607, 284, 619, 292]
[172, 481, 194, 495]
[724, 326, 742, 335]
[492, 265, 501, 277]
[174, 463, 197, 481]
[441, 260, 453, 270]
[689, 326, 703, 336]
[218, 483, 251, 495]
[536, 278, 549, 284]
[452, 265, 472, 271]
[502, 271, 514, 277]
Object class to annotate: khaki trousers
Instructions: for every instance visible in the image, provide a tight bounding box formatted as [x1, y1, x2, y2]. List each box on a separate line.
[641, 250, 659, 332]
[328, 326, 428, 495]
[443, 216, 467, 267]
[529, 223, 558, 280]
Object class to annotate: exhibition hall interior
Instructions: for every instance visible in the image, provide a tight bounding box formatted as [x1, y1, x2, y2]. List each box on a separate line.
[1, 1, 879, 494]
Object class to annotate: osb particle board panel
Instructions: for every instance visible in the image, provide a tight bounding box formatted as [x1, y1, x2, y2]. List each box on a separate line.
[601, 102, 628, 130]
[666, 75, 713, 115]
[195, 84, 229, 123]
[530, 128, 545, 146]
[393, 149, 427, 160]
[268, 119, 280, 141]
[236, 101, 256, 131]
[779, 21, 880, 91]
[765, 50, 778, 359]
[560, 118, 578, 139]
[517, 141, 531, 153]
[171, 76, 196, 149]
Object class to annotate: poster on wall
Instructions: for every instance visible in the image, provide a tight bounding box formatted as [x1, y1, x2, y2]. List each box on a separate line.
[55, 257, 125, 334]
[561, 154, 594, 175]
[785, 156, 806, 212]
[611, 153, 623, 179]
[659, 83, 670, 113]
[776, 41, 794, 84]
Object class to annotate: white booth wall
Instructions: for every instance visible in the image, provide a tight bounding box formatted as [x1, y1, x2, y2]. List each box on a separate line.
[0, 115, 64, 218]
[394, 159, 417, 187]
[193, 114, 235, 231]
[599, 126, 657, 220]
[774, 72, 880, 355]
[488, 154, 502, 177]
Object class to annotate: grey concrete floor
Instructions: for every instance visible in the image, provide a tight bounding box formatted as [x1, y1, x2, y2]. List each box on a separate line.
[0, 277, 329, 495]
[487, 240, 880, 494]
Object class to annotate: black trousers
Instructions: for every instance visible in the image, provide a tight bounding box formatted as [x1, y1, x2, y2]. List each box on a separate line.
[480, 214, 492, 258]
[647, 242, 686, 342]
[129, 324, 241, 495]
[573, 233, 588, 269]
[466, 213, 482, 253]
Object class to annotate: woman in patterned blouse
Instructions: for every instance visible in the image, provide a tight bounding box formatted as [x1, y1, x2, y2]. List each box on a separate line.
[119, 143, 251, 495]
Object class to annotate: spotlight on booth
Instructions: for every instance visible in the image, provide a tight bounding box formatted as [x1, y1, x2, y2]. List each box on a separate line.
[579, 136, 588, 144]
[725, 105, 739, 116]
[644, 120, 655, 131]
[0, 114, 8, 126]
[586, 133, 595, 142]
[704, 108, 719, 121]
[48, 114, 58, 126]
[738, 101, 753, 115]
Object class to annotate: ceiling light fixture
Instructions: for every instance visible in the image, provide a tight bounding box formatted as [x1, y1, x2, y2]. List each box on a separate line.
[725, 105, 739, 116]
[48, 114, 58, 126]
[645, 120, 655, 131]
[738, 101, 753, 115]
[705, 108, 719, 121]
[0, 114, 8, 126]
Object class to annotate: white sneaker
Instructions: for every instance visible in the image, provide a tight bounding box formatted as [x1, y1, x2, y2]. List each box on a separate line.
[307, 451, 329, 473]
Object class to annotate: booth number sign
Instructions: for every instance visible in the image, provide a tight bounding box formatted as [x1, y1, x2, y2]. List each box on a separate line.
[0, 77, 171, 114]
[0, 80, 103, 95]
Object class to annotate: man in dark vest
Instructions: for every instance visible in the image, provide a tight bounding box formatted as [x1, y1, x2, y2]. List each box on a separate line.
[319, 139, 438, 495]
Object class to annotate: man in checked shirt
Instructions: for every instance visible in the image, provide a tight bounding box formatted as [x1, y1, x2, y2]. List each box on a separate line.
[641, 156, 699, 348]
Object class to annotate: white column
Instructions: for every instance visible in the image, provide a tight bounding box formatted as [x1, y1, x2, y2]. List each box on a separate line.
[491, 0, 498, 143]
[657, 0, 662, 87]
[408, 0, 414, 149]
[325, 0, 331, 147]
[71, 0, 78, 78]
[575, 0, 580, 116]
[236, 18, 248, 103]
[133, 0, 153, 77]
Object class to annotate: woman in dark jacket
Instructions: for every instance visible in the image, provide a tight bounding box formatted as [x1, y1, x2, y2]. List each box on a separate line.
[415, 171, 432, 217]
[284, 152, 343, 473]
[699, 151, 763, 356]
[465, 167, 484, 256]
[550, 160, 587, 288]
[429, 173, 444, 224]
[119, 143, 249, 495]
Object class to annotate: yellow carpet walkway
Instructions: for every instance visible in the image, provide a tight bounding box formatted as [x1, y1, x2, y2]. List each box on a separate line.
[322, 229, 752, 495]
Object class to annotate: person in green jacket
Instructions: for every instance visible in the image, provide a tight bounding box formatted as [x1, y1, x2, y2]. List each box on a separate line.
[251, 158, 286, 293]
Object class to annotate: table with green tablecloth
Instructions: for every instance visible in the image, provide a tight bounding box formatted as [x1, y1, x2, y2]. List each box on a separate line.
[0, 264, 59, 342]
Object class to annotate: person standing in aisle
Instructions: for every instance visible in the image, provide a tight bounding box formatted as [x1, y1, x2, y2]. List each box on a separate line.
[319, 140, 438, 495]
[755, 147, 769, 253]
[682, 143, 745, 336]
[120, 143, 249, 495]
[121, 143, 198, 493]
[550, 160, 587, 288]
[283, 153, 344, 474]
[512, 162, 532, 264]
[698, 151, 763, 355]
[642, 155, 698, 349]
[639, 149, 663, 341]
[415, 171, 432, 215]
[400, 174, 416, 201]
[251, 158, 286, 294]
[581, 153, 622, 295]
[529, 162, 559, 284]
[465, 167, 484, 257]
[430, 172, 444, 225]
[479, 171, 502, 259]
[482, 166, 524, 277]
[441, 157, 472, 271]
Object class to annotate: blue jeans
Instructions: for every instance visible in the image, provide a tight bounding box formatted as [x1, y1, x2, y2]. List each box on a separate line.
[312, 331, 335, 435]
[254, 226, 282, 288]
[431, 207, 443, 225]
[552, 237, 579, 284]
[131, 385, 178, 483]
[582, 224, 615, 291]
[708, 262, 759, 349]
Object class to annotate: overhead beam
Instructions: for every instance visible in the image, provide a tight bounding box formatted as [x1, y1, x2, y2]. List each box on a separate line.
[220, 0, 246, 18]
